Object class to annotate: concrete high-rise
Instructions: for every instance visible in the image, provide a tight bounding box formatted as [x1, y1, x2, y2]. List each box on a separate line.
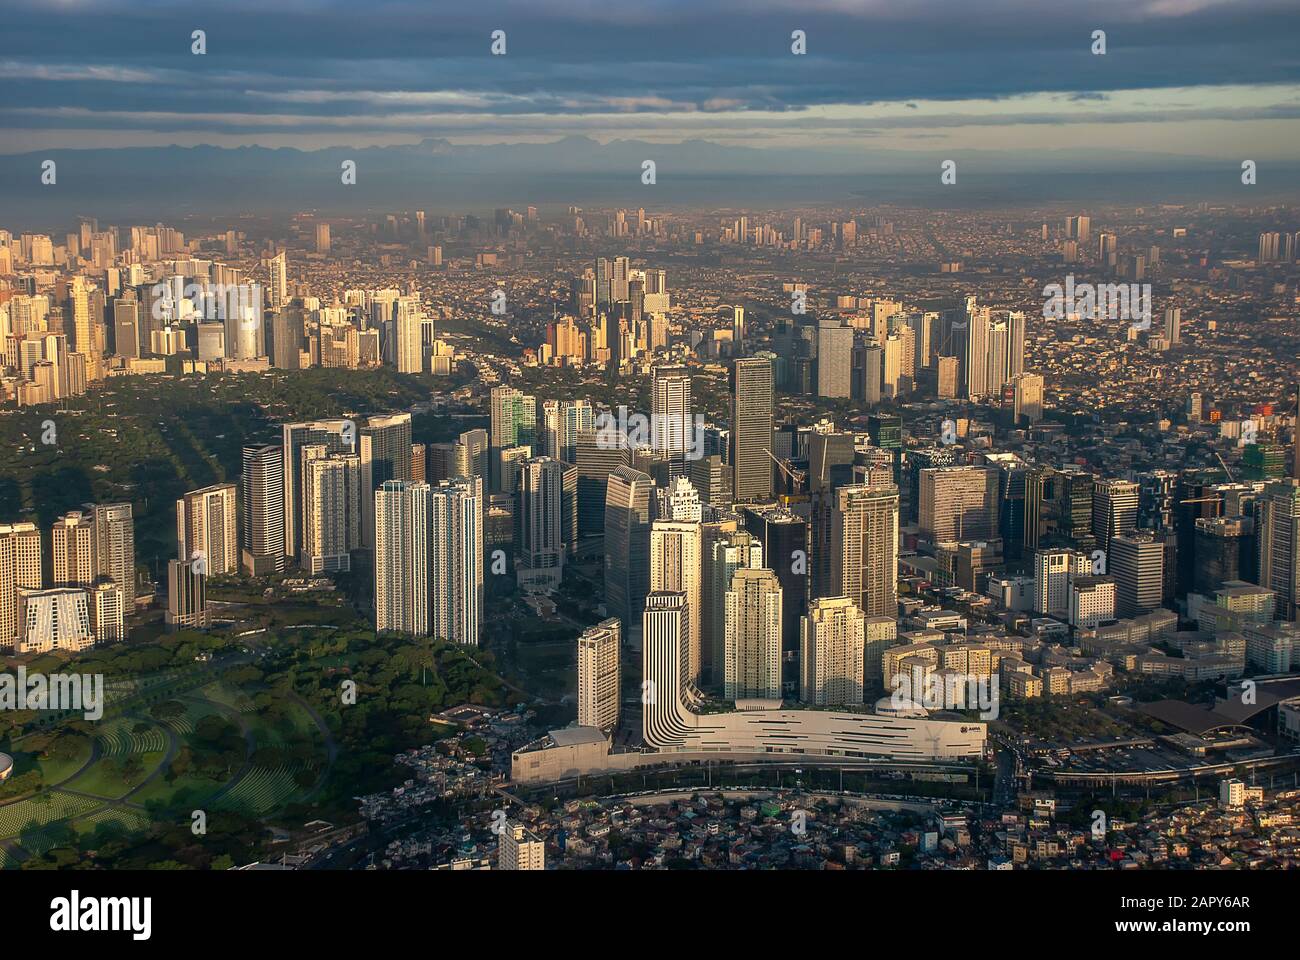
[1111, 532, 1166, 617]
[1013, 373, 1044, 424]
[655, 476, 702, 523]
[966, 308, 1025, 401]
[919, 466, 998, 542]
[282, 419, 354, 562]
[604, 465, 654, 637]
[375, 480, 429, 635]
[52, 511, 96, 587]
[731, 356, 774, 502]
[360, 413, 413, 548]
[801, 596, 866, 706]
[498, 821, 545, 871]
[577, 618, 621, 732]
[266, 250, 288, 310]
[241, 444, 286, 575]
[0, 523, 42, 649]
[1034, 547, 1091, 616]
[271, 306, 303, 369]
[394, 296, 424, 373]
[830, 483, 899, 618]
[542, 399, 594, 464]
[429, 477, 483, 645]
[301, 446, 362, 573]
[113, 298, 141, 359]
[703, 530, 763, 689]
[743, 504, 807, 694]
[176, 484, 239, 576]
[651, 364, 693, 479]
[458, 428, 489, 481]
[1257, 478, 1300, 621]
[650, 519, 703, 687]
[490, 387, 537, 490]
[515, 457, 565, 593]
[17, 587, 94, 653]
[90, 503, 134, 597]
[90, 581, 126, 644]
[816, 318, 853, 398]
[67, 276, 93, 355]
[642, 590, 689, 721]
[724, 568, 783, 700]
[809, 426, 858, 599]
[166, 558, 208, 629]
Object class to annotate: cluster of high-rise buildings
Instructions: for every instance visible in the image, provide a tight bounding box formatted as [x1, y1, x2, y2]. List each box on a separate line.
[0, 504, 133, 653]
[539, 259, 672, 367]
[536, 273, 1034, 417]
[0, 226, 469, 407]
[509, 290, 1297, 780]
[244, 413, 485, 644]
[772, 295, 1032, 411]
[1256, 230, 1300, 264]
[5, 217, 1297, 784]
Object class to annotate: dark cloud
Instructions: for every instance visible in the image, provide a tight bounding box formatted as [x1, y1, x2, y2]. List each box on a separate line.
[0, 0, 1296, 144]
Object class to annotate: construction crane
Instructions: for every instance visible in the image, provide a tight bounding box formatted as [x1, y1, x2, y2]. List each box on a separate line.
[1213, 451, 1236, 484]
[765, 448, 806, 488]
[1177, 455, 1236, 505]
[765, 448, 809, 505]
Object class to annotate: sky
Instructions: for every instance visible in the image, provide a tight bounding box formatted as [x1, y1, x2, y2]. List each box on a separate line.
[1, 0, 1299, 164]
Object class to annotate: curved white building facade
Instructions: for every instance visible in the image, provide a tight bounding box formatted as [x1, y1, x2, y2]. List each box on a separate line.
[643, 591, 984, 762]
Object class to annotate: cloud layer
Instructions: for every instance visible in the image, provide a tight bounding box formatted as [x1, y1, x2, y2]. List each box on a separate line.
[0, 0, 1297, 158]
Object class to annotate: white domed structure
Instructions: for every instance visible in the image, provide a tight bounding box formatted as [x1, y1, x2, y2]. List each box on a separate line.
[874, 696, 929, 719]
[0, 753, 13, 782]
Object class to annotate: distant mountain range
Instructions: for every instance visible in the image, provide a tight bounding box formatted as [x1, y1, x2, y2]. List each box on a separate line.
[1, 137, 1295, 228]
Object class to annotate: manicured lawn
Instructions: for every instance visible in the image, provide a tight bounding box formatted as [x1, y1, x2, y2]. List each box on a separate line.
[63, 749, 167, 800]
[130, 770, 227, 810]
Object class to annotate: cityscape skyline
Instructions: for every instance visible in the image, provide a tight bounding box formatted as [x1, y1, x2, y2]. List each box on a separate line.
[0, 2, 1298, 906]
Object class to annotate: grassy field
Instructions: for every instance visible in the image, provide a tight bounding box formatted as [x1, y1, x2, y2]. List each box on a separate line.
[0, 676, 330, 868]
